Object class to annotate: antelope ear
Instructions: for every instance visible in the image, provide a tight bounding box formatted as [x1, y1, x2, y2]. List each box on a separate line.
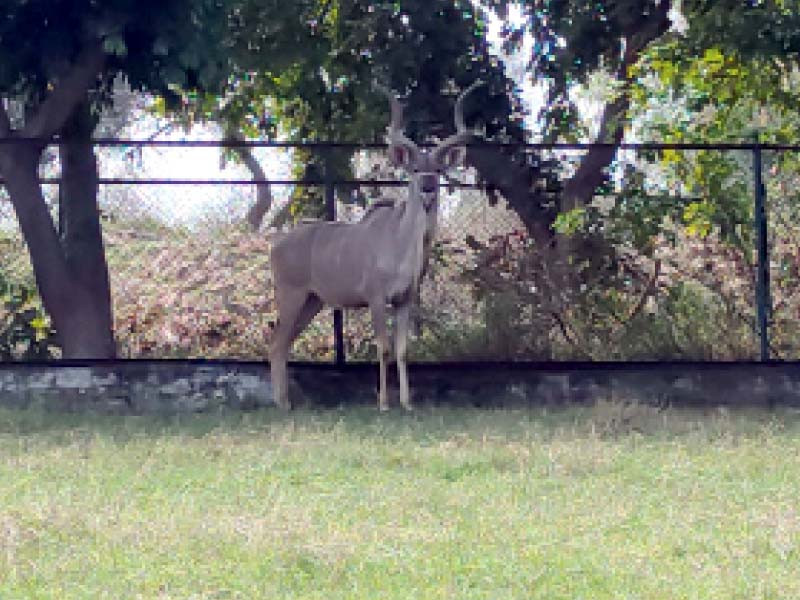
[440, 145, 467, 169]
[388, 144, 413, 168]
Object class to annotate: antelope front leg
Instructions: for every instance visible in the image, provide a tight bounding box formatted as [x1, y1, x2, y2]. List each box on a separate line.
[370, 302, 391, 411]
[269, 340, 291, 410]
[394, 303, 413, 410]
[270, 289, 312, 411]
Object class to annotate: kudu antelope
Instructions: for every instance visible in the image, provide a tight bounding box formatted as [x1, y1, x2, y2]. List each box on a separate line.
[269, 81, 482, 410]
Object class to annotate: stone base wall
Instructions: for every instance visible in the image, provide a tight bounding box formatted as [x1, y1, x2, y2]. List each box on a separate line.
[0, 361, 272, 413]
[1, 360, 800, 413]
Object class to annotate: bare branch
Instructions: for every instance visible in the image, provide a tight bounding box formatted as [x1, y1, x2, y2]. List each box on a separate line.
[608, 259, 662, 337]
[23, 42, 106, 140]
[225, 131, 274, 231]
[550, 309, 593, 359]
[561, 6, 671, 212]
[453, 80, 484, 131]
[0, 100, 11, 140]
[0, 97, 12, 138]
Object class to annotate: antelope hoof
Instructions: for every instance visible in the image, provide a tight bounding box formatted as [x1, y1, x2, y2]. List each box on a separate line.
[378, 400, 390, 412]
[399, 386, 413, 411]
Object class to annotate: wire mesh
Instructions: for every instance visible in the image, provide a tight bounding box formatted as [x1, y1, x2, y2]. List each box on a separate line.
[1, 141, 798, 361]
[766, 148, 800, 359]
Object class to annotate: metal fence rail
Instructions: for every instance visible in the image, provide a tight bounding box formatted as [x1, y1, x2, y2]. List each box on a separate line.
[2, 139, 800, 362]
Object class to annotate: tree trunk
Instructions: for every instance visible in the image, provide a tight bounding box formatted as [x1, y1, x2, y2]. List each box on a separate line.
[466, 146, 556, 247]
[57, 101, 116, 358]
[0, 143, 113, 358]
[462, 5, 672, 333]
[553, 5, 671, 282]
[467, 2, 671, 241]
[0, 42, 113, 358]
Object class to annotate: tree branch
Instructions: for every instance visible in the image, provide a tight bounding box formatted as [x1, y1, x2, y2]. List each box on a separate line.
[609, 259, 662, 337]
[224, 130, 274, 230]
[550, 309, 593, 359]
[466, 146, 555, 246]
[0, 100, 11, 138]
[23, 41, 106, 140]
[561, 4, 672, 211]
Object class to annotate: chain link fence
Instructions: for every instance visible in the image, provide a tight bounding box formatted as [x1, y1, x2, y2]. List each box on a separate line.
[1, 140, 799, 361]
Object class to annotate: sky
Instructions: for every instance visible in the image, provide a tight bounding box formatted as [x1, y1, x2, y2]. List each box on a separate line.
[102, 116, 294, 228]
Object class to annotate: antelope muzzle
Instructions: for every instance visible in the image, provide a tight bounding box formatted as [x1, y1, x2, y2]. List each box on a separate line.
[420, 173, 438, 194]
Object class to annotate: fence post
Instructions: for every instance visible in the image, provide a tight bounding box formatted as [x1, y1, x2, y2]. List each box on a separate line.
[752, 139, 772, 361]
[323, 151, 346, 365]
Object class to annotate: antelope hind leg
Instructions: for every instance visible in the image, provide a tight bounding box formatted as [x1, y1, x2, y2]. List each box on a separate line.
[270, 290, 315, 410]
[394, 304, 413, 410]
[370, 302, 391, 411]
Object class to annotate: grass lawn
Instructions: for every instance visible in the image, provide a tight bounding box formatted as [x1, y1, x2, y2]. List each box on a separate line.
[1, 401, 799, 599]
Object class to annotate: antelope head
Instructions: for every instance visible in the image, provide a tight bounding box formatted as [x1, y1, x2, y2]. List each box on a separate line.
[376, 81, 483, 212]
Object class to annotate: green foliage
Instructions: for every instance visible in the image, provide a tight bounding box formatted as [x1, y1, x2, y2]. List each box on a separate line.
[0, 271, 59, 360]
[487, 0, 671, 136]
[0, 2, 206, 103]
[413, 290, 553, 361]
[683, 0, 800, 62]
[245, 1, 514, 142]
[0, 0, 318, 119]
[568, 158, 751, 257]
[288, 145, 359, 213]
[553, 207, 586, 236]
[628, 3, 800, 226]
[623, 5, 800, 266]
[173, 1, 526, 222]
[567, 280, 754, 360]
[634, 43, 800, 144]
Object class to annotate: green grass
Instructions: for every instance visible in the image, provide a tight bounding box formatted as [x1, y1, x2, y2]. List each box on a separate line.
[1, 401, 799, 599]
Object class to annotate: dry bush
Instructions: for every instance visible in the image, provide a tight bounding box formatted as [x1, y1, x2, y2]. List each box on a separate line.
[107, 221, 277, 358]
[3, 179, 798, 361]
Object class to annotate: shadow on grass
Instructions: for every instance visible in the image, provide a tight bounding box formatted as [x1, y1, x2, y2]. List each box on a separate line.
[2, 400, 799, 447]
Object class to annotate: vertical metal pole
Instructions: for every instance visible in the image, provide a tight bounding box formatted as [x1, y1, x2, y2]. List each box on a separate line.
[323, 152, 346, 365]
[752, 140, 771, 361]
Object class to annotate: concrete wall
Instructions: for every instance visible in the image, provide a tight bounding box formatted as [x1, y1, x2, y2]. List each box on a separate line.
[1, 360, 800, 413]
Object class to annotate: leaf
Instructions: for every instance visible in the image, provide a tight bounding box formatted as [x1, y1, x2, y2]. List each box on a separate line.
[554, 208, 586, 235]
[153, 38, 170, 57]
[103, 35, 128, 58]
[160, 65, 187, 88]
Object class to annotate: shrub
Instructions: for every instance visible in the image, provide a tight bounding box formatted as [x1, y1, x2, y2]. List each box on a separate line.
[0, 271, 59, 360]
